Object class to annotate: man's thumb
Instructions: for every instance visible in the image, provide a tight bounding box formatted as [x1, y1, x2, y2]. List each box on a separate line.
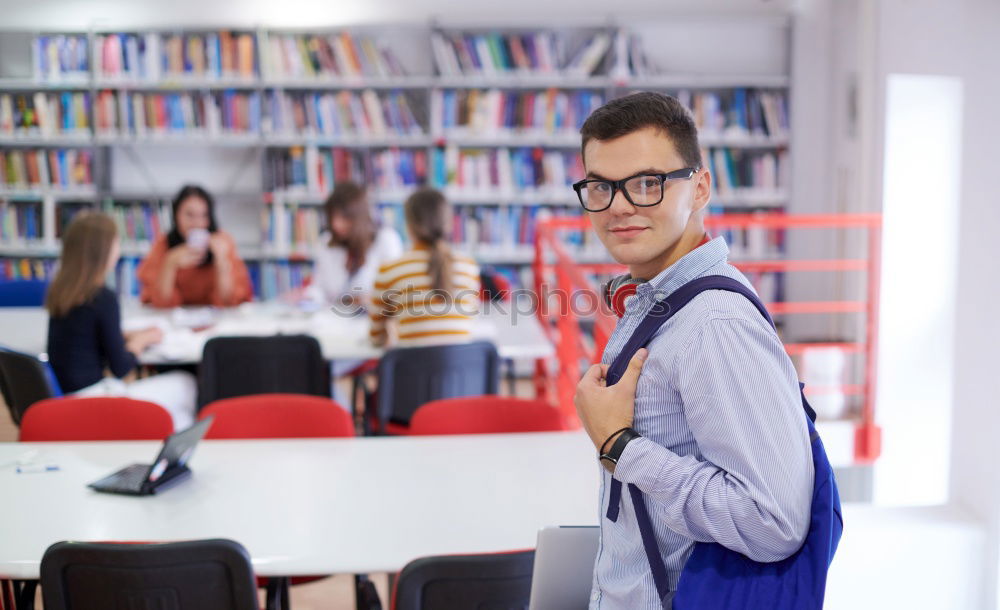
[617, 348, 648, 392]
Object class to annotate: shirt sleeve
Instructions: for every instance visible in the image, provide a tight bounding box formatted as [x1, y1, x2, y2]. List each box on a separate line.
[352, 228, 405, 305]
[211, 232, 253, 307]
[95, 290, 137, 379]
[314, 237, 350, 304]
[613, 315, 814, 562]
[455, 257, 481, 313]
[137, 236, 182, 308]
[368, 262, 396, 343]
[381, 227, 404, 261]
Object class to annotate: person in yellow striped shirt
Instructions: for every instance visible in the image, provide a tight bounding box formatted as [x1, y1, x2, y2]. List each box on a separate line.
[370, 188, 480, 347]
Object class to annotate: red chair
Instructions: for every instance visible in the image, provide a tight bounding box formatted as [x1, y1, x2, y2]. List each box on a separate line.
[198, 393, 354, 439]
[196, 393, 354, 601]
[406, 396, 567, 436]
[19, 397, 173, 442]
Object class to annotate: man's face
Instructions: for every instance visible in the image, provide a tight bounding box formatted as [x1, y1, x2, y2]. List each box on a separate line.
[582, 127, 710, 279]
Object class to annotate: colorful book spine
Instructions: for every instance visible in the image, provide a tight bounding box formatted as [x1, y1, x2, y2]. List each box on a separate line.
[266, 146, 427, 194]
[0, 149, 93, 190]
[706, 148, 789, 197]
[429, 146, 583, 195]
[265, 90, 422, 138]
[95, 33, 160, 81]
[103, 91, 260, 135]
[0, 200, 43, 241]
[34, 35, 89, 81]
[675, 89, 790, 138]
[431, 31, 571, 76]
[0, 257, 57, 280]
[447, 205, 599, 253]
[266, 33, 407, 80]
[0, 92, 91, 137]
[108, 201, 170, 243]
[248, 260, 312, 300]
[158, 31, 257, 79]
[431, 89, 603, 136]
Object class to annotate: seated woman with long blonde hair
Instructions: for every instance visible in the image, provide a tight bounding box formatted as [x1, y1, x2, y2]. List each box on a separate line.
[46, 212, 196, 430]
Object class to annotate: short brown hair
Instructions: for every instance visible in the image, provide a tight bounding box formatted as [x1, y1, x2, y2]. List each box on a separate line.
[46, 212, 117, 318]
[580, 91, 702, 168]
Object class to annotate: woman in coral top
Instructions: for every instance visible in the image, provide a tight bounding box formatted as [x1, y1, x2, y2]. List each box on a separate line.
[138, 185, 252, 308]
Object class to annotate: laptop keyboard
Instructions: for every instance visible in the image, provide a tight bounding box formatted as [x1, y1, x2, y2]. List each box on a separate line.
[98, 464, 149, 493]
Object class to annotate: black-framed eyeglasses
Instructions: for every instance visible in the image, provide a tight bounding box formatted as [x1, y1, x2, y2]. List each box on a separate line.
[572, 167, 699, 212]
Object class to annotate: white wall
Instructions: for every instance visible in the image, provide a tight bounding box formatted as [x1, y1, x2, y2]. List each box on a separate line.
[875, 74, 961, 506]
[866, 0, 1000, 605]
[863, 0, 965, 506]
[949, 0, 1000, 605]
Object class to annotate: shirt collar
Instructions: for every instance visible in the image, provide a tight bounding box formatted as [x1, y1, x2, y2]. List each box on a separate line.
[634, 236, 730, 301]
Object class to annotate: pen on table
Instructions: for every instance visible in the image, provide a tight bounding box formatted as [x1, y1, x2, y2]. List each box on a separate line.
[16, 464, 61, 474]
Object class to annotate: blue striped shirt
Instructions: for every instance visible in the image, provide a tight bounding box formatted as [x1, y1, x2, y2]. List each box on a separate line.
[589, 237, 814, 609]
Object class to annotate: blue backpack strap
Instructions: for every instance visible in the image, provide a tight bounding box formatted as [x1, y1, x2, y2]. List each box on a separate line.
[603, 275, 807, 602]
[605, 275, 777, 521]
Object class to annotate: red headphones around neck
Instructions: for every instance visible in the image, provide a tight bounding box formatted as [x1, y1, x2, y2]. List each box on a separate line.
[603, 275, 646, 318]
[602, 234, 713, 318]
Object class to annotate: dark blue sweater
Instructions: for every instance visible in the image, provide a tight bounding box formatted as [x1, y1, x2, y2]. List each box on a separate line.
[46, 287, 137, 393]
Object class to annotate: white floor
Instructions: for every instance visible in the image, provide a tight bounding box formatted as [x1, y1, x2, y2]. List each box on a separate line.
[827, 504, 987, 609]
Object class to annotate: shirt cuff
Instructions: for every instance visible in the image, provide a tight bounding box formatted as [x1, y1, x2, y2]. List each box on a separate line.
[613, 436, 678, 493]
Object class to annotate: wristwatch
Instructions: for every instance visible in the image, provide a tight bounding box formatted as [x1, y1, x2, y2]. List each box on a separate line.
[599, 428, 642, 464]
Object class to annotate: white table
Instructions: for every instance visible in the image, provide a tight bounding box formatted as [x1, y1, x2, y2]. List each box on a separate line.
[0, 299, 553, 364]
[0, 431, 598, 580]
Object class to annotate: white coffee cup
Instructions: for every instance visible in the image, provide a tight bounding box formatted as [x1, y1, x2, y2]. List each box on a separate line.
[186, 228, 210, 250]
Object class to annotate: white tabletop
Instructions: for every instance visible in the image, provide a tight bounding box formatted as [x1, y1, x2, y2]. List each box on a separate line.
[0, 431, 599, 579]
[0, 299, 552, 364]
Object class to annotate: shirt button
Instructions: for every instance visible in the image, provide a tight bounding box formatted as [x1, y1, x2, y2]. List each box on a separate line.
[591, 591, 600, 601]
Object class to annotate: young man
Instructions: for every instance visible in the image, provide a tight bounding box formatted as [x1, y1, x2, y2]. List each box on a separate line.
[573, 92, 814, 609]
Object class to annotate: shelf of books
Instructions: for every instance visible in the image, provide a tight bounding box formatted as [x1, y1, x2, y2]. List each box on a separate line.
[0, 23, 792, 301]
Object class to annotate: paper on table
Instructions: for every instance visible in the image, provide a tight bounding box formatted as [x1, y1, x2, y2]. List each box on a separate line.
[170, 307, 217, 329]
[145, 328, 203, 362]
[121, 316, 170, 334]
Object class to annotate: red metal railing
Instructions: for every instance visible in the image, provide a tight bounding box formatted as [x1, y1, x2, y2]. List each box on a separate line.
[533, 213, 883, 464]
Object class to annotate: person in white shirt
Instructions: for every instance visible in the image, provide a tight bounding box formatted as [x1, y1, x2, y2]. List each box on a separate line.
[306, 181, 404, 411]
[308, 181, 404, 309]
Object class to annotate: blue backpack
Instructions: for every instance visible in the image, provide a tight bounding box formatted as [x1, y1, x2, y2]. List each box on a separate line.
[603, 275, 843, 609]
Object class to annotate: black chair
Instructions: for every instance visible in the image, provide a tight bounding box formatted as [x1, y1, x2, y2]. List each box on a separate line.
[40, 539, 260, 610]
[373, 341, 499, 434]
[0, 349, 57, 425]
[392, 550, 535, 610]
[197, 335, 330, 409]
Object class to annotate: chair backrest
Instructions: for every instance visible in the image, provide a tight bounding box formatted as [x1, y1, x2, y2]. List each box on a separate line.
[392, 550, 534, 610]
[375, 341, 499, 430]
[0, 349, 56, 425]
[479, 268, 511, 303]
[198, 335, 330, 409]
[0, 279, 48, 307]
[407, 396, 566, 436]
[40, 539, 260, 610]
[199, 393, 354, 439]
[19, 397, 173, 441]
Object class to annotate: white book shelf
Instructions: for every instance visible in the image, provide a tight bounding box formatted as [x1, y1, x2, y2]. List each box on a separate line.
[0, 18, 794, 298]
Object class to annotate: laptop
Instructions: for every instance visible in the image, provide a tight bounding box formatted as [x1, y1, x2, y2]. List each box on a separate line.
[528, 526, 600, 610]
[88, 417, 214, 496]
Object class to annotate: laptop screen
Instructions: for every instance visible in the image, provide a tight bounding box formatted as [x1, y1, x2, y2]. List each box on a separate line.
[146, 416, 214, 484]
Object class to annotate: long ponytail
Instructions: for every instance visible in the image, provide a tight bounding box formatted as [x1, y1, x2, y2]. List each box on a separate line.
[404, 188, 452, 294]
